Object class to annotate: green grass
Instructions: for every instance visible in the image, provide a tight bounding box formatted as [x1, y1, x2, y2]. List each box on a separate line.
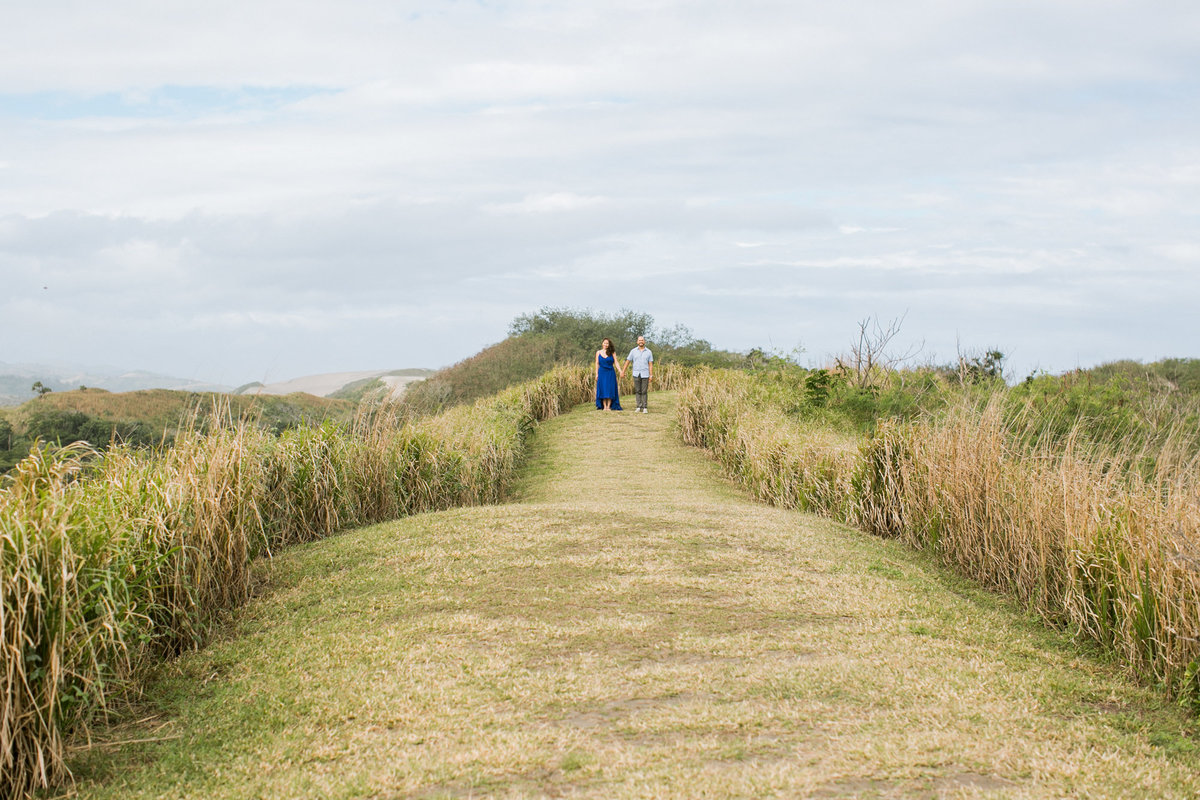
[65, 394, 1200, 799]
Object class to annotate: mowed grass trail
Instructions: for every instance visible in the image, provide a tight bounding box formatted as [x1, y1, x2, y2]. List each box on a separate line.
[69, 395, 1200, 799]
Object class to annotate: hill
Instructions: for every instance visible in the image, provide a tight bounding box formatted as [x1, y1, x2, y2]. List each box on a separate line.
[401, 307, 743, 413]
[0, 387, 356, 472]
[0, 366, 435, 471]
[238, 368, 434, 400]
[0, 361, 230, 406]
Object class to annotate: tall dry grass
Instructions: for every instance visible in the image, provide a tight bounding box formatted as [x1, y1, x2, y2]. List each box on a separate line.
[677, 370, 860, 519]
[0, 365, 599, 800]
[678, 368, 1200, 708]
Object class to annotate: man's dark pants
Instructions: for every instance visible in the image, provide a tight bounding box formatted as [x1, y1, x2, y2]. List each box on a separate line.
[633, 375, 650, 410]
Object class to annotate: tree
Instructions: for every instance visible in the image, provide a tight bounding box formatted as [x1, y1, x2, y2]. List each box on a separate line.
[508, 306, 656, 353]
[958, 348, 1006, 385]
[836, 314, 923, 389]
[31, 381, 52, 399]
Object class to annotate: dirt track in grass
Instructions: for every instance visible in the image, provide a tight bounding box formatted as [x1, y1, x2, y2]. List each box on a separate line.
[69, 394, 1200, 799]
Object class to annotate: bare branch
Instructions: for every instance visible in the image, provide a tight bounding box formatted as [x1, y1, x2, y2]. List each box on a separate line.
[843, 313, 923, 388]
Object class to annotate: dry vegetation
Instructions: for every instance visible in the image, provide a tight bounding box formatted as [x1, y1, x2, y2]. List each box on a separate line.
[6, 322, 1200, 797]
[62, 395, 1200, 798]
[1, 367, 608, 799]
[678, 368, 1200, 709]
[0, 388, 360, 474]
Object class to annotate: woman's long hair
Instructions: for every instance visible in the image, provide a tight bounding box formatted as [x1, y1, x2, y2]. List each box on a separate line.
[602, 338, 614, 356]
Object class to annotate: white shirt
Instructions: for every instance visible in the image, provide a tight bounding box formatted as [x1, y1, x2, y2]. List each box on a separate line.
[626, 347, 653, 378]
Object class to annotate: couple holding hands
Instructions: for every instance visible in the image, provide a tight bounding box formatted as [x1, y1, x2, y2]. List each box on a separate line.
[595, 335, 653, 413]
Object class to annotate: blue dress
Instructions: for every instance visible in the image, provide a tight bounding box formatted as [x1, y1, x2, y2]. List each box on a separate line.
[595, 354, 623, 410]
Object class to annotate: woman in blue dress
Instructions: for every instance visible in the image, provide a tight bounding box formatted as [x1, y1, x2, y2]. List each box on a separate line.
[595, 338, 624, 410]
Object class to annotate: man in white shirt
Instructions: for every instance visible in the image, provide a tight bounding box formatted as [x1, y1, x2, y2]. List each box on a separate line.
[625, 335, 654, 413]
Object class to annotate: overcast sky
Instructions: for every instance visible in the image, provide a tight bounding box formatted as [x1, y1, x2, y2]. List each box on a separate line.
[2, 1, 1197, 385]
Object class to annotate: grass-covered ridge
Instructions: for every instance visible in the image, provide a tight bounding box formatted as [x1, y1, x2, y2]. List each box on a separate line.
[0, 366, 600, 799]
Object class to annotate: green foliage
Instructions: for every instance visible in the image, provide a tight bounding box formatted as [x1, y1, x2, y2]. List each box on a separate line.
[328, 377, 387, 403]
[1086, 358, 1200, 393]
[23, 407, 162, 450]
[1007, 360, 1200, 465]
[404, 307, 741, 415]
[740, 352, 1200, 469]
[509, 306, 655, 346]
[804, 368, 836, 407]
[745, 353, 954, 435]
[509, 306, 742, 369]
[404, 334, 577, 415]
[0, 415, 17, 473]
[0, 389, 358, 475]
[961, 349, 1006, 384]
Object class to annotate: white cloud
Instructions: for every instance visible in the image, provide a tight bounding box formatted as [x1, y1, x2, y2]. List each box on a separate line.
[486, 193, 610, 215]
[1153, 243, 1200, 263]
[0, 0, 1198, 382]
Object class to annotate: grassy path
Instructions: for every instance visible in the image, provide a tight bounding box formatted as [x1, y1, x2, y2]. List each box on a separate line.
[70, 395, 1200, 799]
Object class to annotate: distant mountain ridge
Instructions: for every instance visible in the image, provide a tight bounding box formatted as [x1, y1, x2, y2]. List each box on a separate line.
[0, 362, 434, 406]
[0, 361, 231, 406]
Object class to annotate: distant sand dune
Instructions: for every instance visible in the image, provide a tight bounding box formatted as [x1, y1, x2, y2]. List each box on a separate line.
[248, 370, 428, 399]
